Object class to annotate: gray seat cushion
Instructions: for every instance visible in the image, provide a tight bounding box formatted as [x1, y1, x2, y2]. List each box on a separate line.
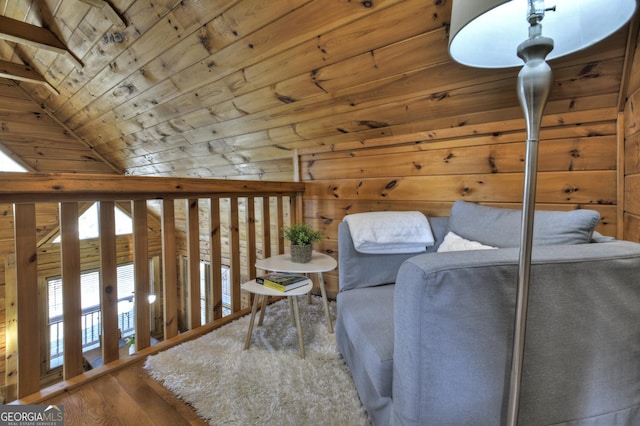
[448, 200, 600, 247]
[337, 284, 395, 398]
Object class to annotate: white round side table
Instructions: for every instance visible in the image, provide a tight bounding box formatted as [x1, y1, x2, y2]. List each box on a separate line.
[241, 279, 312, 359]
[255, 251, 337, 333]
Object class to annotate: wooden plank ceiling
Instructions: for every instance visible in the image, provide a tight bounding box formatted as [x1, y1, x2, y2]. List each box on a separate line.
[0, 0, 633, 180]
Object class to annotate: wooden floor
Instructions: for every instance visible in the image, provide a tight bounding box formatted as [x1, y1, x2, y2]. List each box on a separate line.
[41, 360, 207, 426]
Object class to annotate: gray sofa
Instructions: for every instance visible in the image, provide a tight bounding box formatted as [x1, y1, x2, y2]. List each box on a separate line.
[336, 201, 640, 425]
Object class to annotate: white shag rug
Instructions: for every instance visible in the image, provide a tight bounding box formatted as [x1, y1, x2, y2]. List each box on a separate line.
[144, 295, 370, 426]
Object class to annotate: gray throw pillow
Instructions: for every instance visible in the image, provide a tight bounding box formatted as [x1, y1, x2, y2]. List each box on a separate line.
[448, 200, 600, 248]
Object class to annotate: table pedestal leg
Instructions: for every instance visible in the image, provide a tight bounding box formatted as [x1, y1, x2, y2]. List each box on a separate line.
[244, 293, 261, 350]
[291, 295, 305, 359]
[317, 272, 333, 333]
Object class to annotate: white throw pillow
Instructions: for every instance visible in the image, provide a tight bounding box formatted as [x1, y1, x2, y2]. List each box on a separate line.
[437, 231, 498, 252]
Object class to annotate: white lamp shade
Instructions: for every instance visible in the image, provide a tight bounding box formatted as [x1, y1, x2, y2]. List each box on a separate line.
[449, 0, 637, 68]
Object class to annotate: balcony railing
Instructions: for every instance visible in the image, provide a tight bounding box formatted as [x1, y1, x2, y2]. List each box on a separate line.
[1, 172, 304, 402]
[48, 297, 136, 370]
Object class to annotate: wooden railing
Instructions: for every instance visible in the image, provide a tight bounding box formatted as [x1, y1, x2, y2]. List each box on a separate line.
[0, 173, 304, 402]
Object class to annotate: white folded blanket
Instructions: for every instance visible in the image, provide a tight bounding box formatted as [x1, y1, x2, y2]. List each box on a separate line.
[344, 211, 435, 254]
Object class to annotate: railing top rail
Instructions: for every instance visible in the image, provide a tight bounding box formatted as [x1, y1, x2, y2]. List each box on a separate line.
[0, 172, 305, 203]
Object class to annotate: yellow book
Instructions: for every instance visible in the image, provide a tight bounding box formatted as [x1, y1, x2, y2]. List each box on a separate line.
[257, 273, 309, 292]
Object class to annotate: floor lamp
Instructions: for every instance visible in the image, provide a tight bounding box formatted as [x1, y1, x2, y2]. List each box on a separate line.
[448, 1, 636, 424]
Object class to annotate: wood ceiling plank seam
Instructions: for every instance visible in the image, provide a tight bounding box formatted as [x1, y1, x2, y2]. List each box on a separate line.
[241, 0, 450, 92]
[67, 0, 406, 143]
[7, 1, 95, 104]
[12, 81, 123, 174]
[78, 0, 126, 28]
[91, 26, 451, 146]
[37, 0, 187, 117]
[87, 38, 614, 153]
[82, 24, 628, 152]
[62, 0, 316, 132]
[86, 59, 495, 149]
[50, 13, 192, 123]
[298, 105, 620, 156]
[54, 0, 240, 124]
[300, 138, 617, 181]
[224, 60, 623, 142]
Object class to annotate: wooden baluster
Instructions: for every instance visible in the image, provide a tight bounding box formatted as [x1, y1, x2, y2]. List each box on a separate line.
[99, 201, 120, 364]
[132, 200, 150, 351]
[262, 197, 272, 259]
[60, 202, 83, 379]
[8, 204, 39, 399]
[210, 197, 223, 320]
[187, 198, 201, 329]
[162, 199, 178, 339]
[230, 197, 241, 312]
[247, 197, 256, 281]
[290, 195, 299, 226]
[5, 254, 17, 402]
[277, 196, 285, 254]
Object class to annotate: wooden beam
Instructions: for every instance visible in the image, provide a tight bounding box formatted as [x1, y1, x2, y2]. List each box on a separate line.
[0, 16, 83, 69]
[0, 172, 305, 203]
[78, 0, 126, 28]
[0, 60, 58, 94]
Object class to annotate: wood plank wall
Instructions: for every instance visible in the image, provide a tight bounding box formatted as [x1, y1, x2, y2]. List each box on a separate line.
[300, 108, 620, 296]
[623, 26, 640, 242]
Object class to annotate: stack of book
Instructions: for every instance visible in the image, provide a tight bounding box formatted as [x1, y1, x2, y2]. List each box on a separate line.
[256, 272, 309, 292]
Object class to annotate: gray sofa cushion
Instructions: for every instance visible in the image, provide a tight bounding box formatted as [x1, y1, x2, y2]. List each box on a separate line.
[338, 217, 449, 291]
[337, 284, 395, 399]
[448, 200, 600, 248]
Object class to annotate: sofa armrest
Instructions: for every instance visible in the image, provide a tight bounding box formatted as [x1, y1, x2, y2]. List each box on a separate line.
[391, 242, 640, 425]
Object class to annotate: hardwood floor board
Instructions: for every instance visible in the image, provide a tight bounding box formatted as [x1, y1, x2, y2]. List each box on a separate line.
[139, 369, 207, 425]
[41, 360, 207, 426]
[89, 374, 158, 425]
[113, 365, 205, 426]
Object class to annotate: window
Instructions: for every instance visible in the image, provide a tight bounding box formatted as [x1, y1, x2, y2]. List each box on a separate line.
[185, 260, 231, 324]
[47, 264, 136, 370]
[53, 202, 132, 242]
[46, 200, 138, 370]
[0, 149, 26, 172]
[200, 261, 231, 322]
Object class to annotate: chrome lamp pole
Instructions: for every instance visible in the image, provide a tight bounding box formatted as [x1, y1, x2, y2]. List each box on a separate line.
[448, 1, 636, 424]
[508, 4, 554, 423]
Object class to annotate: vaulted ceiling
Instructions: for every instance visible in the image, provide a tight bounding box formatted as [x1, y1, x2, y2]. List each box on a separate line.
[0, 0, 635, 180]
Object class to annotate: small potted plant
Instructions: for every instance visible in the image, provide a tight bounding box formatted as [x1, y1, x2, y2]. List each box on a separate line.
[125, 335, 135, 355]
[282, 223, 323, 263]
